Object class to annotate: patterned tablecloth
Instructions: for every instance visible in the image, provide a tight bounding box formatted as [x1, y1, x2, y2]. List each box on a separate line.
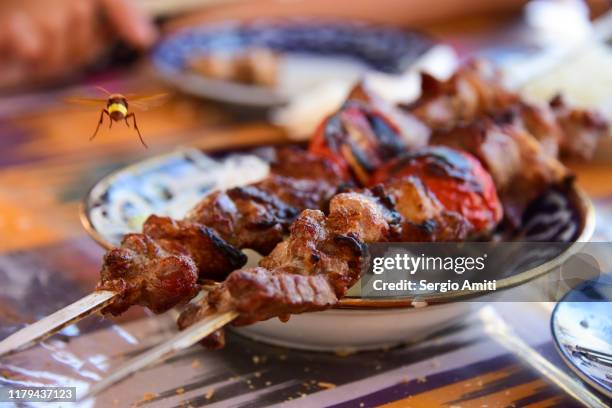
[1, 21, 612, 406]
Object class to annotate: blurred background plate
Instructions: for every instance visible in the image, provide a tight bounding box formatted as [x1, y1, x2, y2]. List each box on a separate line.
[551, 274, 612, 398]
[152, 19, 435, 106]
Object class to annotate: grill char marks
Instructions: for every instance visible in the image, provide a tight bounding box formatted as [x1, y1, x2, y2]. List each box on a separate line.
[380, 176, 472, 242]
[143, 216, 247, 280]
[99, 241, 196, 316]
[98, 216, 250, 315]
[187, 146, 347, 255]
[309, 95, 420, 184]
[96, 59, 610, 322]
[178, 193, 392, 347]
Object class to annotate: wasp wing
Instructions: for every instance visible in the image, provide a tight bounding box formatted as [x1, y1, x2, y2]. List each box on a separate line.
[129, 93, 170, 111]
[64, 97, 107, 107]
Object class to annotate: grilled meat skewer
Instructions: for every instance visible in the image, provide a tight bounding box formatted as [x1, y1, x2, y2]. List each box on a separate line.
[4, 59, 608, 360]
[178, 146, 503, 349]
[97, 147, 348, 315]
[96, 64, 610, 316]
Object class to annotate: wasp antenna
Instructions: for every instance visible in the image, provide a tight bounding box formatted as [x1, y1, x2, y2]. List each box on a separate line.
[95, 86, 111, 96]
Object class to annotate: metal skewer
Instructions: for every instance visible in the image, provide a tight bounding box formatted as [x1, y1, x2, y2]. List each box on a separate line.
[0, 284, 226, 357]
[80, 310, 239, 401]
[0, 290, 116, 357]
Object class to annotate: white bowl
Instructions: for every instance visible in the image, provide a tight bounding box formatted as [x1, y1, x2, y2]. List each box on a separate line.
[234, 302, 477, 351]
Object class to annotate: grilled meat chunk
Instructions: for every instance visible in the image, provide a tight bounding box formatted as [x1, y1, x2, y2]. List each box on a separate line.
[549, 94, 609, 160]
[188, 147, 346, 254]
[407, 60, 517, 129]
[98, 235, 199, 316]
[94, 59, 606, 324]
[430, 121, 569, 225]
[98, 216, 247, 315]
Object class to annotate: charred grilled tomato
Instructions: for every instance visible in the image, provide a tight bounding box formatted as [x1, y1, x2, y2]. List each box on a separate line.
[309, 101, 410, 185]
[370, 146, 503, 233]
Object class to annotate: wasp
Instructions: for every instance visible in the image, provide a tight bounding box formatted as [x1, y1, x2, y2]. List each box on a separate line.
[68, 87, 168, 148]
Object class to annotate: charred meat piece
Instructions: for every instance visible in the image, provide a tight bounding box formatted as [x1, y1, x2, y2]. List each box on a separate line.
[404, 62, 575, 223]
[430, 120, 569, 225]
[407, 60, 518, 129]
[493, 101, 564, 158]
[178, 147, 502, 348]
[98, 225, 197, 315]
[187, 147, 347, 254]
[495, 97, 608, 160]
[141, 216, 248, 281]
[98, 216, 252, 315]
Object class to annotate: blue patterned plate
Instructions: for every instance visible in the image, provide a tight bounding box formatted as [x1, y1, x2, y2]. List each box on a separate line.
[152, 20, 434, 106]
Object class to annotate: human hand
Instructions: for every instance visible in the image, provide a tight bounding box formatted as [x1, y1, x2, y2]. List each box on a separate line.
[0, 0, 157, 88]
